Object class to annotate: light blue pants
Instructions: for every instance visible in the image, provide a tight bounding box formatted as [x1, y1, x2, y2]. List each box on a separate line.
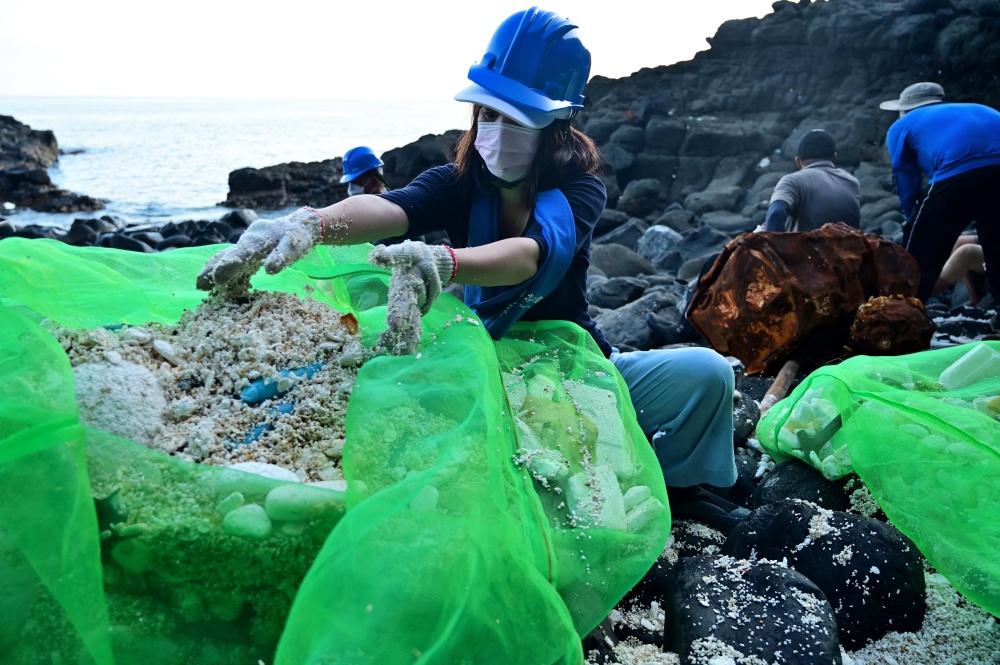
[611, 346, 737, 489]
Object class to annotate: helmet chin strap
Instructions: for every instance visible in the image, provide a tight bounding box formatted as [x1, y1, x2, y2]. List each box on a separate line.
[481, 164, 528, 190]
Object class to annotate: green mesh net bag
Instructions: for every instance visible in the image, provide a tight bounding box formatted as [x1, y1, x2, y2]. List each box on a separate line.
[756, 342, 1000, 618]
[0, 238, 669, 665]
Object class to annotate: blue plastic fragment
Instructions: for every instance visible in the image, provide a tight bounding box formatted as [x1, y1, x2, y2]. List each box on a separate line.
[240, 363, 323, 405]
[241, 402, 296, 446]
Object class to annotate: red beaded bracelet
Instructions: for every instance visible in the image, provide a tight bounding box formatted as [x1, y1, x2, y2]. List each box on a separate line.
[444, 245, 458, 282]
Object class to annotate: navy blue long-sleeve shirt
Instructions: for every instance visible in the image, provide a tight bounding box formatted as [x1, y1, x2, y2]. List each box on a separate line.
[379, 165, 613, 357]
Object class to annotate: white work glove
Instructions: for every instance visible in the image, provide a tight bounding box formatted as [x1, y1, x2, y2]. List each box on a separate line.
[197, 207, 324, 293]
[369, 240, 456, 315]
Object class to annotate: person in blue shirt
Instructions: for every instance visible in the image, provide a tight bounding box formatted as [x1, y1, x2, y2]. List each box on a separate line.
[879, 82, 1000, 326]
[197, 8, 747, 532]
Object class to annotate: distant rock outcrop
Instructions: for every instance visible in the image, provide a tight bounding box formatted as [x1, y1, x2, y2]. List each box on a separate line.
[0, 115, 104, 213]
[220, 130, 466, 210]
[380, 130, 465, 190]
[0, 115, 59, 171]
[223, 159, 344, 209]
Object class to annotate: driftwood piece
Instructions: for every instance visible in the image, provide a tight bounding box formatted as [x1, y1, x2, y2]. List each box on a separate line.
[757, 358, 801, 416]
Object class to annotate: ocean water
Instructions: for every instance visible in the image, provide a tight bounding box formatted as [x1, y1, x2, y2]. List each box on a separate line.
[1, 96, 472, 229]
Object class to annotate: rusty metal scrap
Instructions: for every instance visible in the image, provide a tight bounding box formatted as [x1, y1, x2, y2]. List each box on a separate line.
[848, 295, 934, 357]
[686, 223, 925, 374]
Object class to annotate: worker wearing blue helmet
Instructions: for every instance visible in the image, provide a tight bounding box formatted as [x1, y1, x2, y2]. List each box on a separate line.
[198, 7, 745, 532]
[340, 146, 388, 197]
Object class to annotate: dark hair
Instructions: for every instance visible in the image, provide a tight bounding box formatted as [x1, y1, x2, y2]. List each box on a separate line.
[360, 167, 385, 183]
[797, 129, 837, 161]
[454, 104, 602, 201]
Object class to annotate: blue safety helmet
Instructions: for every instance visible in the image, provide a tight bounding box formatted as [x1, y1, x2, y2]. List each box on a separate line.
[454, 7, 591, 129]
[339, 146, 384, 184]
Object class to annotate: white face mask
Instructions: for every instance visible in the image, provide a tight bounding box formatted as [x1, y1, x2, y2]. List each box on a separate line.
[474, 120, 541, 184]
[347, 182, 365, 197]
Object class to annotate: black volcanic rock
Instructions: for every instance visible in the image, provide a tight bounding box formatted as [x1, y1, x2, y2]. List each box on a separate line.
[223, 159, 343, 209]
[155, 235, 192, 250]
[218, 208, 258, 229]
[587, 276, 648, 310]
[0, 115, 105, 213]
[60, 218, 99, 246]
[106, 233, 155, 253]
[381, 130, 464, 189]
[722, 499, 926, 649]
[664, 555, 841, 664]
[0, 116, 59, 171]
[753, 459, 851, 511]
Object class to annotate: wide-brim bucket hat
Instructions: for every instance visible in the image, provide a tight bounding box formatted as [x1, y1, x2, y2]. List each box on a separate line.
[879, 82, 945, 111]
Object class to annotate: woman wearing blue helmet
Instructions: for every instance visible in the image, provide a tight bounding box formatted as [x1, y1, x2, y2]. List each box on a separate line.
[340, 146, 388, 197]
[198, 7, 746, 531]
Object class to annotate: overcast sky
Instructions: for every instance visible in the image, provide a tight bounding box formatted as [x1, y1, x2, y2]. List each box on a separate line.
[1, 0, 777, 101]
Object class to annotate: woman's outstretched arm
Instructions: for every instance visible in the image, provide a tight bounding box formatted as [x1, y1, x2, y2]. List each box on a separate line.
[453, 237, 539, 287]
[315, 194, 410, 245]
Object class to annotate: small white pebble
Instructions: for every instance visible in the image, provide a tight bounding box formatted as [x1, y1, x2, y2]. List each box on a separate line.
[151, 339, 185, 366]
[121, 326, 153, 345]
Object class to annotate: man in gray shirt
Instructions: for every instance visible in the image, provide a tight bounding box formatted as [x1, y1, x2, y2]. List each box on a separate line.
[764, 129, 861, 232]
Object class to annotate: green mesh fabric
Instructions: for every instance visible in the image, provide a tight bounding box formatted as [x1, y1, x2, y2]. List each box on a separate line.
[0, 304, 112, 665]
[757, 342, 1000, 618]
[493, 322, 670, 634]
[0, 238, 669, 664]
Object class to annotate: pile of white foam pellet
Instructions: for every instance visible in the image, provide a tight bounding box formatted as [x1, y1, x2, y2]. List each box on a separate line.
[49, 290, 369, 481]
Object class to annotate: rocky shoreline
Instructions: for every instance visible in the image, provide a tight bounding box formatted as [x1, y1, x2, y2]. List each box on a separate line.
[0, 114, 104, 214]
[2, 0, 999, 661]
